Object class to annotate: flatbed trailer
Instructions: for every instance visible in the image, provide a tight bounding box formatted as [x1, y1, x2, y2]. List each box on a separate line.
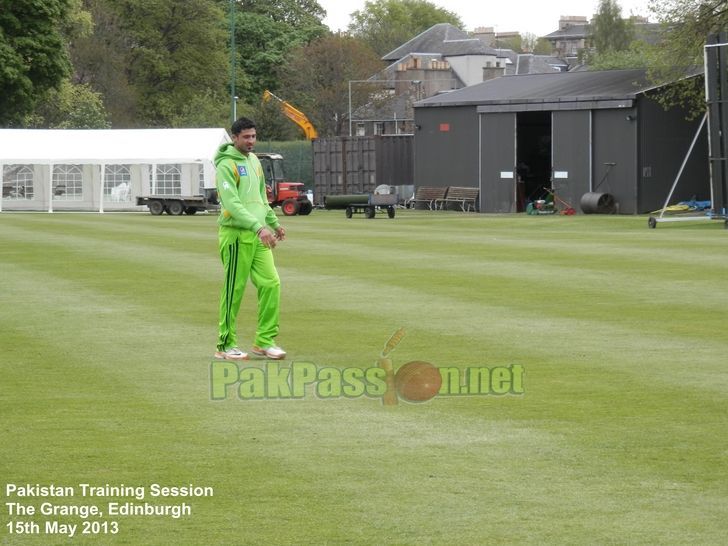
[137, 190, 219, 215]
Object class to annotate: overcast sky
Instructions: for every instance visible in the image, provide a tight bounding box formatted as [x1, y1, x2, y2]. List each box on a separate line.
[319, 0, 654, 38]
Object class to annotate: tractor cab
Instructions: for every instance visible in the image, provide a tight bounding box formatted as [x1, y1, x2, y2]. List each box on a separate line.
[256, 152, 312, 216]
[258, 152, 285, 198]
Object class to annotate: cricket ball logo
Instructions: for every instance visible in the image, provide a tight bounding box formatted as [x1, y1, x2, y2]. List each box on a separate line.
[378, 328, 442, 405]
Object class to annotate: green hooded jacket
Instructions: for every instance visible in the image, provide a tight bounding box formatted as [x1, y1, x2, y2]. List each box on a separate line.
[213, 143, 279, 238]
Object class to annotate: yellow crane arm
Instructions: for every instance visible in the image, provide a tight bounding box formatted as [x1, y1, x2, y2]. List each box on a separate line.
[263, 90, 318, 140]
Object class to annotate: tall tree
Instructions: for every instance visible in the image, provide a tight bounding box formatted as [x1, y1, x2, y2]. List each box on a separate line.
[231, 1, 328, 105]
[62, 0, 94, 40]
[532, 37, 554, 55]
[24, 0, 111, 129]
[348, 0, 463, 57]
[0, 0, 73, 125]
[25, 81, 110, 128]
[648, 0, 726, 71]
[235, 0, 326, 27]
[587, 0, 722, 117]
[278, 34, 384, 137]
[69, 0, 138, 126]
[587, 40, 653, 70]
[589, 0, 634, 53]
[69, 0, 136, 126]
[68, 0, 330, 127]
[71, 0, 229, 127]
[115, 0, 229, 126]
[520, 33, 538, 54]
[498, 35, 523, 53]
[643, 0, 727, 117]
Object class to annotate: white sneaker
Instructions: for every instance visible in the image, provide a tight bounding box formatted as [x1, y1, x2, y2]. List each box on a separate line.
[251, 345, 286, 360]
[214, 347, 249, 361]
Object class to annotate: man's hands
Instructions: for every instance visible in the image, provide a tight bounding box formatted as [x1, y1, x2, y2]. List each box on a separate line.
[257, 226, 286, 248]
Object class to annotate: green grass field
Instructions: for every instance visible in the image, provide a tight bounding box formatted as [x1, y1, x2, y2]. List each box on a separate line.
[1, 210, 727, 545]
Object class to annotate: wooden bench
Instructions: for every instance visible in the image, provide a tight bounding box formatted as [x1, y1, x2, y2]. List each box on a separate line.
[436, 186, 479, 212]
[407, 186, 448, 210]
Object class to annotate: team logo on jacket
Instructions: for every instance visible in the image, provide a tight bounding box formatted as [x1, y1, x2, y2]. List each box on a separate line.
[237, 165, 248, 176]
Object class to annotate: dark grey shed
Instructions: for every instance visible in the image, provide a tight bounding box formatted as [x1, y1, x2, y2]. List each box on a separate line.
[413, 69, 709, 214]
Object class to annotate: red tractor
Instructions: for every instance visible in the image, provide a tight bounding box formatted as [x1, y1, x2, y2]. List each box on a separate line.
[257, 152, 313, 216]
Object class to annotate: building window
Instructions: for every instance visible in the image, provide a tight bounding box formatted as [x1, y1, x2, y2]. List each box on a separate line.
[2, 165, 34, 200]
[53, 164, 83, 200]
[104, 164, 131, 202]
[374, 122, 384, 135]
[151, 164, 181, 195]
[356, 123, 366, 136]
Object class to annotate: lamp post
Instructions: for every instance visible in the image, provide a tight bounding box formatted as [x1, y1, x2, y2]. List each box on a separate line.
[229, 0, 236, 124]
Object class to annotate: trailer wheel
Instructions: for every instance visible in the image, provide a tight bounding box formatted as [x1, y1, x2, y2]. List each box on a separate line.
[184, 207, 198, 215]
[387, 206, 395, 218]
[365, 206, 376, 219]
[648, 216, 657, 229]
[299, 201, 313, 215]
[149, 200, 164, 215]
[167, 201, 184, 215]
[345, 206, 353, 218]
[282, 199, 300, 216]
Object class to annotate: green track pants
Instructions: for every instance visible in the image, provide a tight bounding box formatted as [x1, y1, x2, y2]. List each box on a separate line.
[217, 228, 280, 351]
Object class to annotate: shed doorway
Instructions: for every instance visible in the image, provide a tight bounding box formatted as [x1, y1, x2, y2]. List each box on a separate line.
[516, 111, 552, 212]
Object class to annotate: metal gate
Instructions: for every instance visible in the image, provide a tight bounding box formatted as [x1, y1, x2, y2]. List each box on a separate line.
[313, 136, 413, 204]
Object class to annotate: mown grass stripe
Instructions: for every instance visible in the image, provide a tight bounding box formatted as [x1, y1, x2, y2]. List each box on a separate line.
[1, 211, 726, 544]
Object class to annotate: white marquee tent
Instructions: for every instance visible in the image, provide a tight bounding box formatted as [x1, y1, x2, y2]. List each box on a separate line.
[0, 128, 231, 212]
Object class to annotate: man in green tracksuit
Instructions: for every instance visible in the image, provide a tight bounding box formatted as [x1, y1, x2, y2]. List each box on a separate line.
[214, 117, 286, 361]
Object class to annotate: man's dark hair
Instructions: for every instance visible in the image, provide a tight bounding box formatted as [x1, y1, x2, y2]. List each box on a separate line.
[231, 117, 256, 135]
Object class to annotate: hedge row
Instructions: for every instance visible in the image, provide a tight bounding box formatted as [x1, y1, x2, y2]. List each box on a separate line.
[255, 140, 313, 189]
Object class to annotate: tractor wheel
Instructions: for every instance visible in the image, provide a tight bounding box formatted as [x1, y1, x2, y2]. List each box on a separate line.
[387, 206, 395, 218]
[345, 207, 353, 219]
[167, 200, 184, 215]
[299, 201, 313, 215]
[184, 207, 197, 215]
[282, 199, 300, 216]
[148, 200, 164, 215]
[365, 206, 376, 219]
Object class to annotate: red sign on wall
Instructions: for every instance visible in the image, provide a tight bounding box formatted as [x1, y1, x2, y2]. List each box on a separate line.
[439, 123, 450, 132]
